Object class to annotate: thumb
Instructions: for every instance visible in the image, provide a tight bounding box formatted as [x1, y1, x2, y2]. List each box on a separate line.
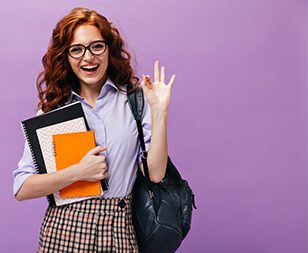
[141, 74, 146, 88]
[141, 74, 152, 89]
[88, 146, 108, 156]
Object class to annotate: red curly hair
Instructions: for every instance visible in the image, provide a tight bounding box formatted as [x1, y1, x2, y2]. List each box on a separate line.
[37, 7, 139, 112]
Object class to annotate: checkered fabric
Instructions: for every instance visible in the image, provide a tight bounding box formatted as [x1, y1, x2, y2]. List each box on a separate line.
[38, 194, 139, 253]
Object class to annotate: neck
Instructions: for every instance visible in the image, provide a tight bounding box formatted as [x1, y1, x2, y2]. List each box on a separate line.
[78, 76, 107, 103]
[79, 85, 101, 102]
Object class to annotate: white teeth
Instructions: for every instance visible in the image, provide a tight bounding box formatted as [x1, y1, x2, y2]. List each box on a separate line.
[82, 64, 99, 69]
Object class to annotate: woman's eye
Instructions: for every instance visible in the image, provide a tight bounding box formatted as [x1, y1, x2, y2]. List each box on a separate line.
[92, 43, 104, 50]
[70, 47, 82, 53]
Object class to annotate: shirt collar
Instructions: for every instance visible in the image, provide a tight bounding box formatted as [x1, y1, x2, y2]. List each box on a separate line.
[104, 77, 118, 91]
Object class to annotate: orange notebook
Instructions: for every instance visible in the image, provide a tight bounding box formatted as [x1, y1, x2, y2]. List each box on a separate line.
[52, 130, 102, 198]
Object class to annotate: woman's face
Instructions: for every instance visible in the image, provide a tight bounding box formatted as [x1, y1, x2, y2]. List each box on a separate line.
[68, 24, 109, 90]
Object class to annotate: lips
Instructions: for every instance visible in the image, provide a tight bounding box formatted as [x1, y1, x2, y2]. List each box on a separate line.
[80, 64, 99, 72]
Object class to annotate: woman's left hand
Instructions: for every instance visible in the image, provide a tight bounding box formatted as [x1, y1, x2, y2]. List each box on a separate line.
[141, 60, 176, 112]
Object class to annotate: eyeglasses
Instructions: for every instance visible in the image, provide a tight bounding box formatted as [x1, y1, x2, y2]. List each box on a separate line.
[67, 40, 107, 59]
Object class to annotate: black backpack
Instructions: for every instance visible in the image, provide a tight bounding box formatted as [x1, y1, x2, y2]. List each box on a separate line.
[128, 87, 197, 253]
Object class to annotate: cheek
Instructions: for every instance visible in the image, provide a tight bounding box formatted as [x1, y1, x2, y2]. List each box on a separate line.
[98, 54, 108, 74]
[103, 50, 109, 65]
[102, 57, 108, 69]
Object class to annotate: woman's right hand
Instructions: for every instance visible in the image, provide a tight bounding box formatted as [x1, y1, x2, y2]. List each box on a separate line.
[75, 146, 108, 182]
[15, 146, 108, 201]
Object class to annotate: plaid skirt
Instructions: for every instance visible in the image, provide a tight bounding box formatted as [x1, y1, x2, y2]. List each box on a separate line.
[38, 194, 139, 253]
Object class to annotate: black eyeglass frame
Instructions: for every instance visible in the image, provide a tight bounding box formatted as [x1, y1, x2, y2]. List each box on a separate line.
[67, 40, 108, 59]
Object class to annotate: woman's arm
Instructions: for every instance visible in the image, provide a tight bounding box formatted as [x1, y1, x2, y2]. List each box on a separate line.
[16, 164, 80, 201]
[140, 60, 176, 183]
[16, 146, 108, 201]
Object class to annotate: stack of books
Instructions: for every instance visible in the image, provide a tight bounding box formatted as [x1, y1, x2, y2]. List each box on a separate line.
[21, 101, 108, 206]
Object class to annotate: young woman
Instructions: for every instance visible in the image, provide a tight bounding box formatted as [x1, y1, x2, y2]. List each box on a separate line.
[13, 7, 175, 253]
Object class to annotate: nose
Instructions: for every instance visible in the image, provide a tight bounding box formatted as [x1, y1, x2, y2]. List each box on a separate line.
[83, 48, 95, 60]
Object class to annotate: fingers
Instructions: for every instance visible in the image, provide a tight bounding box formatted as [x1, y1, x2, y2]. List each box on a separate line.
[154, 60, 159, 82]
[88, 146, 107, 156]
[154, 60, 166, 83]
[97, 155, 108, 180]
[144, 60, 175, 86]
[100, 167, 108, 179]
[141, 74, 152, 90]
[161, 66, 165, 84]
[98, 158, 108, 179]
[168, 74, 176, 87]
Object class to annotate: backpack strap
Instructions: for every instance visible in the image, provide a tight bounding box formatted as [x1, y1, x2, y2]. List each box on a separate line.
[127, 87, 144, 121]
[127, 87, 147, 153]
[127, 87, 154, 198]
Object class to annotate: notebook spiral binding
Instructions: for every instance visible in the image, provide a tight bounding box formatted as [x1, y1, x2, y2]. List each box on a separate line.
[21, 122, 39, 174]
[52, 140, 57, 158]
[20, 122, 56, 206]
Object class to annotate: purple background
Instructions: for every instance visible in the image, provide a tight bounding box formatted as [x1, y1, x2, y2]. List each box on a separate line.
[0, 0, 307, 252]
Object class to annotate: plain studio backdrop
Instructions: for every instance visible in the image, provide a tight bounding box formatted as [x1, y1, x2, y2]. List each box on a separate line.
[0, 0, 307, 252]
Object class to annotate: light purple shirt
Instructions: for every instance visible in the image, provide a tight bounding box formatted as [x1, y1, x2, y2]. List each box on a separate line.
[13, 78, 151, 198]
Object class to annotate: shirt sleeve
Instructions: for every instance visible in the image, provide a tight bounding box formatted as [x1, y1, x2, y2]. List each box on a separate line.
[13, 109, 43, 196]
[13, 141, 37, 196]
[137, 96, 151, 165]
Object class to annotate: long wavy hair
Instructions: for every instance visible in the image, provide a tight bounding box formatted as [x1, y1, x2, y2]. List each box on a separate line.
[37, 7, 139, 112]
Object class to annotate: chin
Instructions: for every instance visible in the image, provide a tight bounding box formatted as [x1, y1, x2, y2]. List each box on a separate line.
[82, 79, 101, 86]
[80, 75, 106, 86]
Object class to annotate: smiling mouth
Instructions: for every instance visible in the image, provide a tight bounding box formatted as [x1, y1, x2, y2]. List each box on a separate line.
[80, 64, 99, 72]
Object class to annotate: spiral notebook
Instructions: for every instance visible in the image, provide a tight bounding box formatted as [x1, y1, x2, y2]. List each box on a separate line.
[21, 101, 108, 206]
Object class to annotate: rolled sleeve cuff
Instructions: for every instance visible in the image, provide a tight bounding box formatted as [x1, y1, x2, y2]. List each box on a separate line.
[13, 173, 33, 196]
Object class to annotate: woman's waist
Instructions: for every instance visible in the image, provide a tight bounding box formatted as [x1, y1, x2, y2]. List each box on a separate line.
[50, 193, 132, 214]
